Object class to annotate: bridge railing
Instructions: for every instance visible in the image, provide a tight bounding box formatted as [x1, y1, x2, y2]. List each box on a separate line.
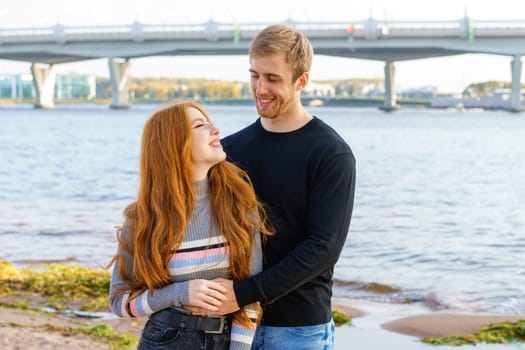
[2, 18, 525, 44]
[474, 19, 525, 36]
[0, 22, 247, 43]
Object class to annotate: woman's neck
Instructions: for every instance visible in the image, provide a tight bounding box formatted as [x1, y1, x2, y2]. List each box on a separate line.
[194, 178, 209, 203]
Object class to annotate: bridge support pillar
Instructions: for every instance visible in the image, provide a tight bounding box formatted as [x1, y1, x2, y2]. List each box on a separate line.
[108, 58, 130, 109]
[508, 55, 523, 112]
[31, 63, 56, 109]
[380, 60, 398, 111]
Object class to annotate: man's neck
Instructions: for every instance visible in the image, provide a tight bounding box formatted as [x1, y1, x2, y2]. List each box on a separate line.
[260, 108, 313, 133]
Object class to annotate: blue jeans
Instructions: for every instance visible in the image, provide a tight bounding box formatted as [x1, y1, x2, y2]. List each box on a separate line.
[137, 316, 231, 350]
[252, 319, 335, 350]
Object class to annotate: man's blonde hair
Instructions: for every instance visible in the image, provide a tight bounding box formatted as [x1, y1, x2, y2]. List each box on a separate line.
[249, 24, 313, 82]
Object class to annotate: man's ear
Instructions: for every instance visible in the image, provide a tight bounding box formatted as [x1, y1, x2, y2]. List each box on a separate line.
[296, 72, 309, 90]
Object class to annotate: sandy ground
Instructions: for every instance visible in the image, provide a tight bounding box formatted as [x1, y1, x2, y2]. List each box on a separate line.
[332, 298, 525, 350]
[1, 298, 524, 350]
[0, 306, 146, 350]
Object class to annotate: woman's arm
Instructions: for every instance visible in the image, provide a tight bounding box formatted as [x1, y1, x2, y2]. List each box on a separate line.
[109, 243, 190, 318]
[229, 230, 262, 350]
[109, 226, 226, 318]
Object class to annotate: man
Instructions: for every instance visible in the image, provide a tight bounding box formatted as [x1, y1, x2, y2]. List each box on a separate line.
[220, 24, 356, 349]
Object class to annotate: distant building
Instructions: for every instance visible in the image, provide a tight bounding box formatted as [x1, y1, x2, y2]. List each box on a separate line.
[0, 73, 96, 100]
[55, 73, 96, 100]
[0, 74, 33, 99]
[352, 83, 384, 98]
[304, 82, 335, 97]
[399, 85, 463, 99]
[430, 89, 519, 110]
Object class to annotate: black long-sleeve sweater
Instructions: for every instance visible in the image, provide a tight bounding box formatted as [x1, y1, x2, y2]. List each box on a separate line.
[222, 116, 356, 327]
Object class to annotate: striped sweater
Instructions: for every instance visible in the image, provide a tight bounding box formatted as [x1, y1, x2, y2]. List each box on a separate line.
[109, 179, 261, 350]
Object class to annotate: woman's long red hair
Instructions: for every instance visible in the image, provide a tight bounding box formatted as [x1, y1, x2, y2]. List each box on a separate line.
[111, 101, 271, 327]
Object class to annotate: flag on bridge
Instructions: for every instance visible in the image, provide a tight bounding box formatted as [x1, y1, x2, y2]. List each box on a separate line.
[233, 23, 240, 44]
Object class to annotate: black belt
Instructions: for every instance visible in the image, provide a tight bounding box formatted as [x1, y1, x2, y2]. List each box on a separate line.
[150, 308, 231, 334]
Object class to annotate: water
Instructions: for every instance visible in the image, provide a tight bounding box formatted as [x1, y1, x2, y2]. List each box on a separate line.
[1, 104, 524, 315]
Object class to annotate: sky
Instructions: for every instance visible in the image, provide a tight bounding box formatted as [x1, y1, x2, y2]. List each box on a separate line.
[1, 0, 525, 90]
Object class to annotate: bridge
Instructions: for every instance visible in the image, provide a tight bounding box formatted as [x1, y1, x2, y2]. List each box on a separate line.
[1, 17, 524, 111]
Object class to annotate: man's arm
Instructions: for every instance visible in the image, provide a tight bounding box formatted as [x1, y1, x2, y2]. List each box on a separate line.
[217, 152, 356, 312]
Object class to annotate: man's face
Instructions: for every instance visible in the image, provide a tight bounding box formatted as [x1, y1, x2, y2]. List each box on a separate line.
[249, 53, 299, 120]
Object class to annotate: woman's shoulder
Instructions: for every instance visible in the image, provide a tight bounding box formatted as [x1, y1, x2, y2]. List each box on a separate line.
[119, 203, 137, 239]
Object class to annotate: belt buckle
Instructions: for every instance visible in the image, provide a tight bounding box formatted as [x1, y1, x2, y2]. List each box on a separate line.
[204, 316, 225, 334]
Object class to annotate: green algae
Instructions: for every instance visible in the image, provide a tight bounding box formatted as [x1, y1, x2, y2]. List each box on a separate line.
[0, 260, 110, 311]
[0, 260, 138, 348]
[422, 320, 525, 346]
[332, 309, 352, 326]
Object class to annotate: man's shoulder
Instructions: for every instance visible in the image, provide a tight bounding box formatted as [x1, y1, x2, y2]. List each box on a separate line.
[222, 121, 258, 143]
[221, 121, 260, 160]
[309, 117, 352, 154]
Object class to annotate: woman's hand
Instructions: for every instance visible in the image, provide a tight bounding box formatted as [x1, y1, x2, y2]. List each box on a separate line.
[187, 279, 227, 313]
[183, 278, 239, 316]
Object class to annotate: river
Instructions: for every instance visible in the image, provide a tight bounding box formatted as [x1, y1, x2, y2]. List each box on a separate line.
[1, 103, 524, 315]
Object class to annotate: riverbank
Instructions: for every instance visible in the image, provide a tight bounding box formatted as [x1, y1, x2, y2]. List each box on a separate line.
[1, 260, 525, 348]
[1, 297, 524, 350]
[0, 304, 145, 350]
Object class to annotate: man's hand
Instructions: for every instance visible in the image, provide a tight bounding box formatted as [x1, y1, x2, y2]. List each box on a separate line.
[211, 278, 240, 315]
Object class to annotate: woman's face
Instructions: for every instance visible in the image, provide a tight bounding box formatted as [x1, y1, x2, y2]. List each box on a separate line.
[188, 107, 226, 178]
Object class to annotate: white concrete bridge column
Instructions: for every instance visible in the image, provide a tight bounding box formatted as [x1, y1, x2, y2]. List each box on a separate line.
[108, 58, 130, 109]
[380, 60, 398, 111]
[31, 63, 56, 109]
[509, 55, 523, 112]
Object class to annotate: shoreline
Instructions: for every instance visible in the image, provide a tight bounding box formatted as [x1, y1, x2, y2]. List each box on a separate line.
[332, 297, 525, 337]
[332, 297, 525, 350]
[0, 97, 431, 109]
[1, 297, 523, 349]
[1, 99, 509, 111]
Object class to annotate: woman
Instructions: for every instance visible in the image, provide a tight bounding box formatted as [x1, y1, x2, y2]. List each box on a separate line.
[109, 101, 272, 350]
